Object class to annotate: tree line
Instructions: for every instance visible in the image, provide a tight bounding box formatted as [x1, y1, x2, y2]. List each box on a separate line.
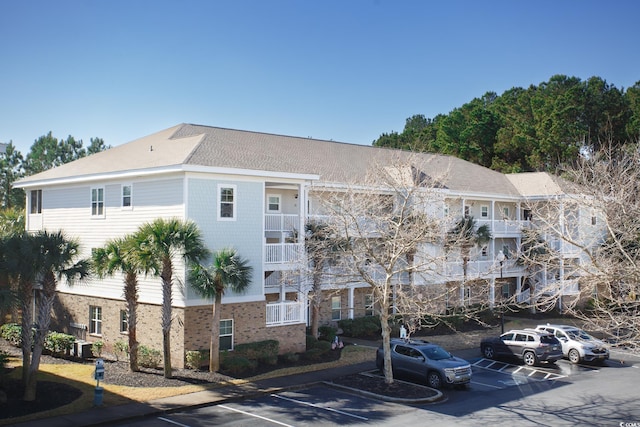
[0, 132, 110, 210]
[373, 75, 640, 173]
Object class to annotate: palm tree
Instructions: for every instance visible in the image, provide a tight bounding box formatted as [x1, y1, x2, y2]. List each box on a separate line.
[447, 216, 492, 303]
[189, 248, 252, 372]
[93, 236, 147, 372]
[135, 218, 208, 378]
[1, 232, 43, 385]
[25, 230, 89, 401]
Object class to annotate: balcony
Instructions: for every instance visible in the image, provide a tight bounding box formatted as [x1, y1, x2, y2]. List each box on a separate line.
[266, 301, 304, 326]
[477, 219, 527, 235]
[265, 214, 300, 233]
[265, 243, 304, 265]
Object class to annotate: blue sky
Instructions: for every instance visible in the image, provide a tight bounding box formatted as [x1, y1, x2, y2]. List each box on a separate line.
[1, 0, 639, 155]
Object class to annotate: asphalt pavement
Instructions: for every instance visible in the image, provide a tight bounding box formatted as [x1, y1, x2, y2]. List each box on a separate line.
[9, 337, 483, 427]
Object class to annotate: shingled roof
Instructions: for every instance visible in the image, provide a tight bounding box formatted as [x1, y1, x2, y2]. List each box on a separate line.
[16, 123, 522, 196]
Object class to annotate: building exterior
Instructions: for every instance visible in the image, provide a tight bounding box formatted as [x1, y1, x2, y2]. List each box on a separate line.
[14, 123, 602, 367]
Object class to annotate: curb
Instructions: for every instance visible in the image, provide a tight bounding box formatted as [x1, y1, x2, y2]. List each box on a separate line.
[324, 371, 445, 404]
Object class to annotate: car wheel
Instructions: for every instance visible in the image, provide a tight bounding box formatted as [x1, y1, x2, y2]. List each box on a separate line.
[482, 345, 495, 359]
[427, 371, 443, 389]
[523, 351, 537, 366]
[568, 349, 581, 364]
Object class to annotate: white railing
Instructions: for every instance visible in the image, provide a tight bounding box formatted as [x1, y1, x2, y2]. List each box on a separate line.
[443, 259, 524, 279]
[517, 288, 530, 303]
[265, 214, 300, 232]
[265, 243, 304, 264]
[266, 301, 304, 326]
[477, 219, 528, 235]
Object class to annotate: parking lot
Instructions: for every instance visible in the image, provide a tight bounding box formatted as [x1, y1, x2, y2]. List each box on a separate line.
[112, 350, 640, 426]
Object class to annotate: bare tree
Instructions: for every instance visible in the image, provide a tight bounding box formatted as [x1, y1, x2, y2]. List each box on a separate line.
[518, 145, 640, 349]
[310, 156, 457, 384]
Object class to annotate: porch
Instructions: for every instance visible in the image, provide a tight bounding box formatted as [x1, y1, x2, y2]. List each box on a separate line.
[266, 300, 305, 326]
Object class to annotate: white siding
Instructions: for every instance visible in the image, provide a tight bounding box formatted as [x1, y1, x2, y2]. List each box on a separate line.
[42, 176, 187, 306]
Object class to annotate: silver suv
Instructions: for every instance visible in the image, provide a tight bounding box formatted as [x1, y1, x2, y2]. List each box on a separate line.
[535, 324, 609, 364]
[480, 329, 563, 366]
[376, 338, 472, 389]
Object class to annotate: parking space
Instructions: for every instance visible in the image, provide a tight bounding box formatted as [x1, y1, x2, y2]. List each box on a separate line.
[148, 386, 408, 427]
[473, 358, 567, 381]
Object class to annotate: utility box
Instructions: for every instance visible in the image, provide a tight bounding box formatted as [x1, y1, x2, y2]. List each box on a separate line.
[74, 341, 93, 359]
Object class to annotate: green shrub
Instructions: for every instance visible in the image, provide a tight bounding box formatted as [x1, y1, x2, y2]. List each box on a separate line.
[317, 325, 337, 342]
[306, 334, 318, 350]
[280, 352, 299, 364]
[138, 345, 162, 369]
[220, 355, 256, 375]
[114, 339, 129, 361]
[44, 331, 76, 356]
[233, 340, 279, 364]
[302, 347, 327, 362]
[185, 350, 208, 370]
[91, 340, 104, 357]
[0, 323, 21, 346]
[338, 316, 381, 338]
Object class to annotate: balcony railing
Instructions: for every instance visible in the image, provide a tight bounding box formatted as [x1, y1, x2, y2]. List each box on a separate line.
[265, 243, 304, 264]
[477, 219, 527, 235]
[266, 301, 304, 326]
[265, 214, 300, 232]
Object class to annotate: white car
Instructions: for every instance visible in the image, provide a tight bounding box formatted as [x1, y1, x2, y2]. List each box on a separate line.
[535, 324, 609, 364]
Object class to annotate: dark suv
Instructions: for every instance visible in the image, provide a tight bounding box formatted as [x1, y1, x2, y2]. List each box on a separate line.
[376, 338, 472, 389]
[480, 329, 563, 366]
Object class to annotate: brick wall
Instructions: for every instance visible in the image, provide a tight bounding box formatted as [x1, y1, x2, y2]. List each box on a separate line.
[54, 293, 187, 368]
[184, 301, 306, 355]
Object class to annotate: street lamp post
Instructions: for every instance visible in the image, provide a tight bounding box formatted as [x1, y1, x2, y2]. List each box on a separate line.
[496, 250, 506, 334]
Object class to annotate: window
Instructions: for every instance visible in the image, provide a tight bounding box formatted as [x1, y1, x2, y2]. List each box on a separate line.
[220, 319, 233, 351]
[89, 306, 102, 336]
[502, 283, 510, 298]
[30, 189, 42, 214]
[331, 296, 341, 321]
[443, 205, 449, 217]
[503, 207, 510, 218]
[464, 206, 470, 218]
[122, 184, 132, 208]
[591, 215, 597, 226]
[481, 205, 488, 218]
[120, 310, 128, 333]
[267, 194, 281, 212]
[481, 246, 488, 257]
[91, 187, 105, 217]
[523, 209, 532, 221]
[365, 294, 374, 316]
[218, 184, 236, 220]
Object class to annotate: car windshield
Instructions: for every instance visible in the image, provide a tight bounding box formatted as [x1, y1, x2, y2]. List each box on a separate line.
[566, 329, 594, 340]
[423, 346, 452, 360]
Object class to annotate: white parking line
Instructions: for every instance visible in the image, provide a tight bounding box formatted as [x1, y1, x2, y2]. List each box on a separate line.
[273, 394, 369, 421]
[471, 380, 504, 389]
[473, 358, 567, 381]
[218, 404, 295, 427]
[157, 417, 192, 427]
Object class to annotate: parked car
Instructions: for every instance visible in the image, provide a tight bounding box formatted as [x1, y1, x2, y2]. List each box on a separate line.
[376, 338, 472, 389]
[534, 324, 609, 364]
[480, 329, 563, 366]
